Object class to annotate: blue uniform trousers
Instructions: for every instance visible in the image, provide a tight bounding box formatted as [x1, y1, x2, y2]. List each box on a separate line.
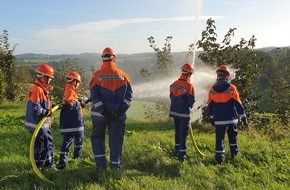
[174, 118, 190, 161]
[91, 118, 126, 169]
[59, 132, 84, 167]
[215, 125, 239, 163]
[34, 128, 55, 169]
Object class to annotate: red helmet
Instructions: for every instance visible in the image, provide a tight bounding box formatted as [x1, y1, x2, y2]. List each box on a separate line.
[181, 63, 194, 74]
[102, 47, 116, 57]
[216, 65, 230, 78]
[35, 64, 54, 78]
[66, 71, 82, 83]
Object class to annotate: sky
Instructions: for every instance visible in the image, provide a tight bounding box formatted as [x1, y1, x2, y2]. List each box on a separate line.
[1, 0, 290, 55]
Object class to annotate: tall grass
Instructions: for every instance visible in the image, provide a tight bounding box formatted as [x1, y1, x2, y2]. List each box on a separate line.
[0, 101, 289, 190]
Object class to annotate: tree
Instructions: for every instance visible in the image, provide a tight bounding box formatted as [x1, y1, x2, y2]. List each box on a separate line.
[0, 51, 4, 100]
[13, 65, 35, 101]
[140, 36, 174, 121]
[195, 18, 262, 121]
[269, 52, 290, 124]
[0, 30, 18, 101]
[146, 36, 173, 76]
[139, 68, 151, 81]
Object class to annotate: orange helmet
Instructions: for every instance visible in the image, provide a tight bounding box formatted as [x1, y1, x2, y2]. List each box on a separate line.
[181, 63, 194, 74]
[35, 64, 54, 78]
[216, 65, 230, 78]
[102, 47, 116, 57]
[66, 71, 82, 83]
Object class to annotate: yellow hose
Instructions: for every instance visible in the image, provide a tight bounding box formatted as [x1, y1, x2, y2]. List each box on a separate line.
[189, 122, 205, 157]
[29, 104, 60, 184]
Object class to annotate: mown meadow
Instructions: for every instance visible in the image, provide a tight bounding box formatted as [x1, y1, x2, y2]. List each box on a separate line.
[0, 100, 289, 190]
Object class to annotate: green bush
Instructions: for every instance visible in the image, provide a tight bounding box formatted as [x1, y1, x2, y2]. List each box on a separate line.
[143, 100, 170, 122]
[251, 113, 289, 139]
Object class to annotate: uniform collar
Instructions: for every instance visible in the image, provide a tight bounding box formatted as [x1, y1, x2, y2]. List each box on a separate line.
[67, 83, 79, 92]
[179, 74, 190, 82]
[34, 79, 52, 92]
[101, 61, 117, 69]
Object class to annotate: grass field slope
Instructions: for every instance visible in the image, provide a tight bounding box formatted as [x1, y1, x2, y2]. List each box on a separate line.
[0, 101, 289, 190]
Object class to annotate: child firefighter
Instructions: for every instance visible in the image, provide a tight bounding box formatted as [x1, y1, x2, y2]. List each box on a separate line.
[58, 71, 87, 170]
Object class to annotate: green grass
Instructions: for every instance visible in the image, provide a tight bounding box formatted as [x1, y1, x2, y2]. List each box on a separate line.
[126, 99, 155, 121]
[0, 101, 289, 190]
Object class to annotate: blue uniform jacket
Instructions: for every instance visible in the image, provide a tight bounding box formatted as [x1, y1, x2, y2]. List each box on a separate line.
[59, 83, 84, 135]
[207, 79, 247, 126]
[24, 79, 52, 132]
[89, 61, 133, 120]
[169, 74, 195, 119]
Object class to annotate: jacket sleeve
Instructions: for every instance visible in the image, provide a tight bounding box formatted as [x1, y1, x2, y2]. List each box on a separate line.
[187, 84, 195, 108]
[90, 84, 105, 114]
[207, 88, 214, 119]
[116, 83, 133, 115]
[90, 73, 105, 115]
[232, 86, 247, 119]
[29, 89, 50, 116]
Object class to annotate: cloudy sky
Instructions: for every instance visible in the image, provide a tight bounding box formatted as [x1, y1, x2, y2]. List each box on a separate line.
[1, 0, 289, 55]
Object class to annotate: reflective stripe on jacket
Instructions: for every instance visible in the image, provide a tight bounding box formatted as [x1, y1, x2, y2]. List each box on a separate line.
[207, 79, 246, 126]
[89, 61, 133, 120]
[169, 74, 195, 119]
[24, 79, 52, 132]
[60, 83, 84, 134]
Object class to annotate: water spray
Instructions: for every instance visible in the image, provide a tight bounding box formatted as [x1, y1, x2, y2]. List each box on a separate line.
[190, 0, 203, 67]
[189, 0, 205, 157]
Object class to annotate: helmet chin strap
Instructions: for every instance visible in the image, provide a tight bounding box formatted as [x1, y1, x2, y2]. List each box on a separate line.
[44, 76, 51, 84]
[67, 79, 79, 88]
[74, 81, 78, 88]
[37, 75, 50, 84]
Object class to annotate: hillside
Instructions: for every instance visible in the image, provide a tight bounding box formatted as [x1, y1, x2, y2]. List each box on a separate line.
[14, 46, 290, 112]
[0, 101, 289, 189]
[15, 51, 191, 87]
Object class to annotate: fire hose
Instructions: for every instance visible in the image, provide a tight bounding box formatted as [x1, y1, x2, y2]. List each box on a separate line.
[29, 98, 91, 183]
[189, 122, 205, 157]
[29, 104, 60, 184]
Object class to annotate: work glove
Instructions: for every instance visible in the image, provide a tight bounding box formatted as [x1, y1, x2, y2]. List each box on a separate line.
[115, 103, 128, 118]
[109, 108, 126, 121]
[209, 119, 215, 126]
[85, 98, 92, 104]
[60, 103, 69, 110]
[115, 109, 125, 118]
[241, 117, 248, 126]
[102, 111, 114, 121]
[44, 109, 52, 117]
[112, 112, 121, 120]
[80, 100, 86, 108]
[84, 124, 87, 134]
